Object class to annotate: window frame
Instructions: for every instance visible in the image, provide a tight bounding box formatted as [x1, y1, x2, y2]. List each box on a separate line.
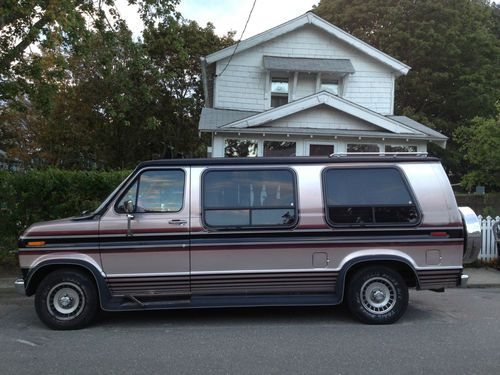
[201, 167, 299, 230]
[263, 140, 297, 157]
[114, 168, 186, 214]
[306, 141, 336, 157]
[320, 78, 340, 95]
[384, 144, 418, 153]
[321, 166, 422, 228]
[270, 74, 290, 108]
[224, 138, 259, 158]
[346, 143, 381, 153]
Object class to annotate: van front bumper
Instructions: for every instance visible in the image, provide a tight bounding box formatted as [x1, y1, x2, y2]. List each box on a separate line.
[14, 279, 25, 295]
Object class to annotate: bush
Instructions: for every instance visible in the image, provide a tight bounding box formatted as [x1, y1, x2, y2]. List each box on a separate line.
[0, 169, 130, 267]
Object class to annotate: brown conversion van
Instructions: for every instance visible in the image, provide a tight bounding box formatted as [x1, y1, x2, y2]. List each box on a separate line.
[15, 155, 481, 329]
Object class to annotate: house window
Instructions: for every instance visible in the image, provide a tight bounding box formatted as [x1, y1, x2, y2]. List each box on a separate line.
[347, 144, 380, 153]
[385, 145, 418, 153]
[271, 78, 289, 108]
[264, 141, 296, 157]
[323, 168, 420, 226]
[202, 169, 297, 228]
[309, 144, 334, 156]
[224, 139, 258, 157]
[321, 79, 339, 95]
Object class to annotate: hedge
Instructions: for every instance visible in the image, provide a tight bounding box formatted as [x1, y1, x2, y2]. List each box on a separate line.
[0, 169, 130, 267]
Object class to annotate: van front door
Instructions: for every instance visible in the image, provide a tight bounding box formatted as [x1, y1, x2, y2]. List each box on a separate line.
[99, 167, 190, 297]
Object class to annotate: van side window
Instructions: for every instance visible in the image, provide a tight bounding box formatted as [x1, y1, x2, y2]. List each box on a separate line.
[116, 170, 185, 213]
[203, 169, 297, 228]
[324, 168, 419, 226]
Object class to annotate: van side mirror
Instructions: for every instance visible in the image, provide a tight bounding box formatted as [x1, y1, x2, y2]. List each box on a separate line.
[124, 200, 135, 214]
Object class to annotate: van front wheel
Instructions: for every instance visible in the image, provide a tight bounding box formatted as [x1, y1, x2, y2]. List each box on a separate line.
[35, 269, 98, 330]
[347, 266, 408, 324]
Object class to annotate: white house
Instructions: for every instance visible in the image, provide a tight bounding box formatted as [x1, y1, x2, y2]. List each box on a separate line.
[199, 12, 447, 157]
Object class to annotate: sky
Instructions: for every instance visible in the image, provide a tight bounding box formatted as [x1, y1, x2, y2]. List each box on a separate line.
[117, 0, 320, 39]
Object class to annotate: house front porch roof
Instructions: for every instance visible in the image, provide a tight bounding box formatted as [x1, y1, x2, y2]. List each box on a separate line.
[199, 92, 447, 147]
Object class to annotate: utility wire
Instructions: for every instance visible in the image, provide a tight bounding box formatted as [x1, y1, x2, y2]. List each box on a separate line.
[217, 0, 257, 77]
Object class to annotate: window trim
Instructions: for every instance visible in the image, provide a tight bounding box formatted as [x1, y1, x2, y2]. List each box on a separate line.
[113, 168, 186, 215]
[321, 166, 422, 228]
[346, 143, 381, 153]
[306, 141, 337, 156]
[263, 140, 297, 157]
[270, 74, 290, 108]
[224, 138, 259, 158]
[201, 167, 299, 231]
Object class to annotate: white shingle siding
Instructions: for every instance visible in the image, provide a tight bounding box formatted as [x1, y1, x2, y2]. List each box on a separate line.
[214, 25, 395, 114]
[271, 107, 379, 131]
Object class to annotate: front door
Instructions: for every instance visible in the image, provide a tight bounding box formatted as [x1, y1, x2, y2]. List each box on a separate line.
[99, 167, 190, 297]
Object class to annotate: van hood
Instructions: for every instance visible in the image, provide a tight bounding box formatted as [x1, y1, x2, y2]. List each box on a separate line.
[22, 216, 99, 239]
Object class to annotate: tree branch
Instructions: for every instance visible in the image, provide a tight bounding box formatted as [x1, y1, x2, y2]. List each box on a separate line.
[0, 13, 52, 73]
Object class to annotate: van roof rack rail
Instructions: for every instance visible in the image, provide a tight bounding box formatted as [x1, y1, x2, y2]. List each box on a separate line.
[329, 152, 428, 158]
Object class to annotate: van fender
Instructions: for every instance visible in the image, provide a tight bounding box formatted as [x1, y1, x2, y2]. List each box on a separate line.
[334, 250, 419, 302]
[24, 258, 112, 310]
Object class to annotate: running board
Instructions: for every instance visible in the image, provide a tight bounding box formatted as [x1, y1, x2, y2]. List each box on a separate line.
[103, 293, 340, 312]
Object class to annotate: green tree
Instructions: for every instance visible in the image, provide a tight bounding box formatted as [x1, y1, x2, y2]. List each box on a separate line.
[1, 1, 233, 169]
[455, 104, 500, 191]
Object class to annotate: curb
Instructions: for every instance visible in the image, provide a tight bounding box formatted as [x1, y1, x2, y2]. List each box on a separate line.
[0, 278, 16, 290]
[466, 284, 500, 289]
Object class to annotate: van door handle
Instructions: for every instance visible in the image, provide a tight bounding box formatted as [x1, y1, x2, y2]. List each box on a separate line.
[168, 219, 187, 226]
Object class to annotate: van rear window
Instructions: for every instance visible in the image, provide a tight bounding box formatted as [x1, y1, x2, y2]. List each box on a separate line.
[203, 169, 297, 228]
[323, 168, 419, 226]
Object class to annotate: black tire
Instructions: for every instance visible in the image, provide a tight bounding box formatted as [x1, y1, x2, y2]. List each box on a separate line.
[346, 266, 408, 324]
[34, 269, 99, 330]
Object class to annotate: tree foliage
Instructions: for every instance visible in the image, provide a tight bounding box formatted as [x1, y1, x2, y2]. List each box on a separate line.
[455, 104, 500, 191]
[0, 0, 233, 169]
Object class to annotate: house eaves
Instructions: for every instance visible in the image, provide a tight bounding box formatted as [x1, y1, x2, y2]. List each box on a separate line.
[211, 126, 444, 143]
[203, 12, 410, 76]
[221, 91, 420, 135]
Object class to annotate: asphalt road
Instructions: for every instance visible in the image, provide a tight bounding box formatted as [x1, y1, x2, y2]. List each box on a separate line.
[1, 288, 500, 375]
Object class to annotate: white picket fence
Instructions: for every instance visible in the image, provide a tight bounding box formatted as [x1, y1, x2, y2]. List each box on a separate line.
[478, 215, 500, 261]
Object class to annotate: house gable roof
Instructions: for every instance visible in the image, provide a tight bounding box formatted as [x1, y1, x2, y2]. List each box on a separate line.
[221, 91, 420, 135]
[204, 12, 410, 75]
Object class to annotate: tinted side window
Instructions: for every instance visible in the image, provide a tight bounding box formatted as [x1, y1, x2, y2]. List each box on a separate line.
[116, 170, 185, 213]
[324, 168, 419, 226]
[203, 169, 296, 228]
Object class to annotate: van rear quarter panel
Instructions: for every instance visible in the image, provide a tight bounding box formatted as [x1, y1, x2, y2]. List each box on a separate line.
[399, 162, 462, 227]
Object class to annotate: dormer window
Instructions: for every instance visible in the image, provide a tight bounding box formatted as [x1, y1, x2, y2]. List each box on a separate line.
[321, 79, 339, 95]
[271, 77, 289, 108]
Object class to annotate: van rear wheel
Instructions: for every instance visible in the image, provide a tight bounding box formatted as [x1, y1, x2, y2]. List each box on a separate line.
[347, 266, 408, 324]
[35, 269, 98, 330]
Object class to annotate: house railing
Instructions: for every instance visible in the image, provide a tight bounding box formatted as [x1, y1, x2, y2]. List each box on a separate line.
[477, 215, 500, 262]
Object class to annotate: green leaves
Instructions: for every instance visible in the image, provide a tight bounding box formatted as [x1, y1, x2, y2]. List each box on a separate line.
[1, 1, 233, 169]
[455, 104, 500, 191]
[0, 169, 131, 265]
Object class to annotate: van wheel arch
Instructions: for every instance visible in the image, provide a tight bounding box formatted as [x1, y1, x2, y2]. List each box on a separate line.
[339, 258, 418, 302]
[26, 262, 104, 297]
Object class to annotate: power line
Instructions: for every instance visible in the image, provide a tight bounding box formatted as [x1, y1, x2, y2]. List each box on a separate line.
[217, 0, 257, 78]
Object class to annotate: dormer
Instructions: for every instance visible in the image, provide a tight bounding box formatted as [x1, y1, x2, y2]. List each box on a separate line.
[264, 56, 355, 108]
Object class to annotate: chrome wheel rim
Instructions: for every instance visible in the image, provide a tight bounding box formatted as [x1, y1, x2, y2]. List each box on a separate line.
[360, 277, 396, 315]
[47, 282, 85, 320]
